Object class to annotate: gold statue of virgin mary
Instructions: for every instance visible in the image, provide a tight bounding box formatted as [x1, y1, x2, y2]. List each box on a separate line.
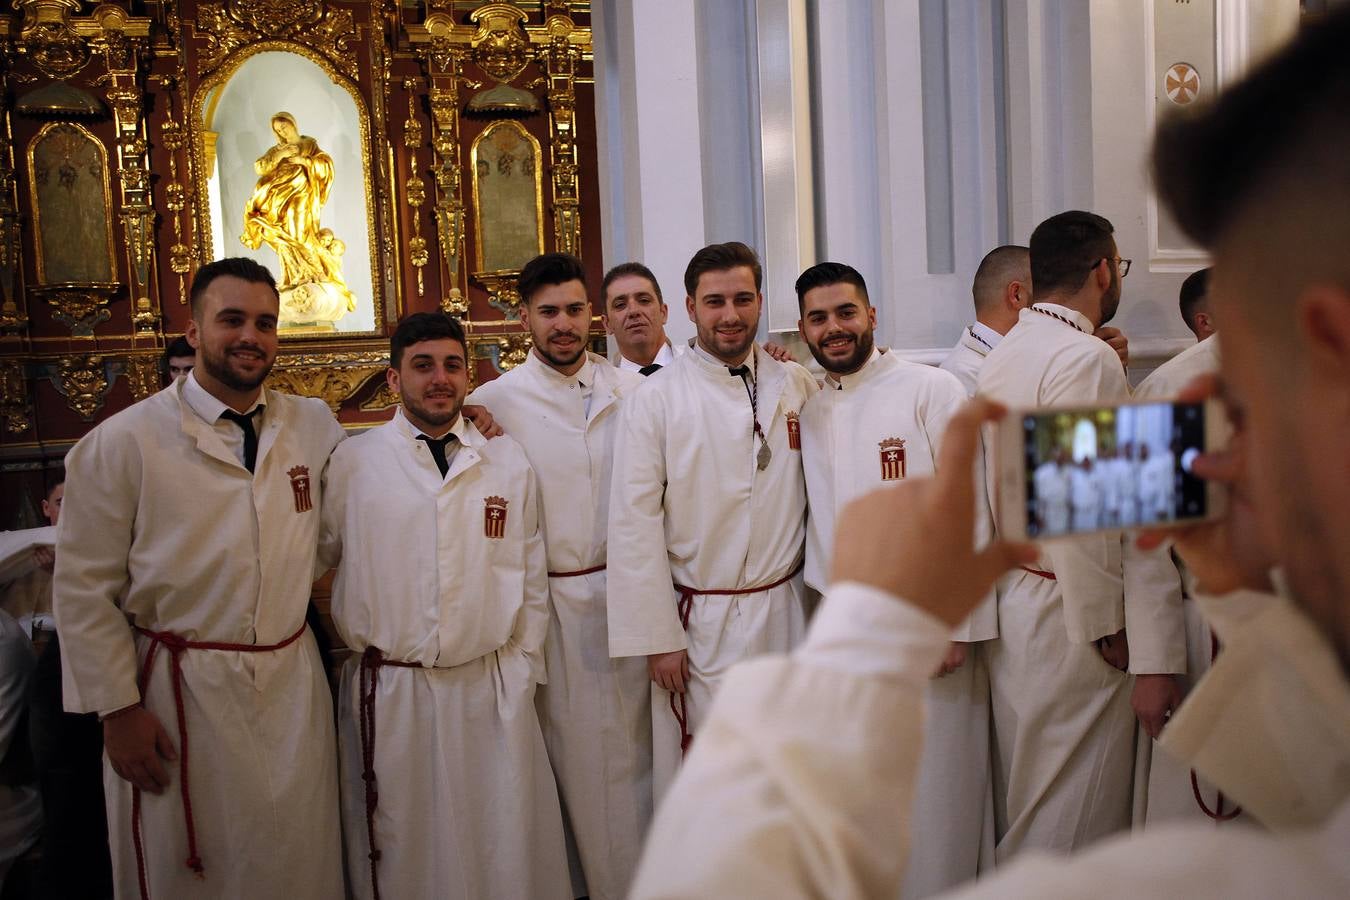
[241, 111, 356, 328]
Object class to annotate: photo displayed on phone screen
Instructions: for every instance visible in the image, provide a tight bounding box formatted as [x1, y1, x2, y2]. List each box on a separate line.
[1021, 401, 1208, 538]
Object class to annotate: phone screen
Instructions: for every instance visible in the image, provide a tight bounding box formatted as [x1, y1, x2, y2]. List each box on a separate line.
[1020, 400, 1210, 538]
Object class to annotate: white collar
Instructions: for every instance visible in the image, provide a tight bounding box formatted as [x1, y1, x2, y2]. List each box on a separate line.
[619, 340, 676, 372]
[394, 405, 468, 444]
[1025, 302, 1095, 334]
[182, 369, 264, 425]
[692, 340, 756, 380]
[824, 346, 882, 391]
[967, 321, 1002, 353]
[528, 348, 596, 387]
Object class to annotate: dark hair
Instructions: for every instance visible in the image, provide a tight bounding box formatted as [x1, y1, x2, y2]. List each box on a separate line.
[1028, 211, 1116, 298]
[189, 257, 278, 317]
[45, 475, 65, 500]
[1178, 267, 1212, 332]
[162, 335, 194, 371]
[793, 262, 869, 312]
[683, 241, 762, 297]
[601, 262, 663, 305]
[390, 312, 467, 370]
[971, 245, 1030, 312]
[518, 252, 586, 305]
[1153, 9, 1350, 249]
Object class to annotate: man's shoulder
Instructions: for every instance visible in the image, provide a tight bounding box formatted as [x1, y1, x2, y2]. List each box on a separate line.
[1137, 336, 1220, 399]
[70, 389, 176, 456]
[882, 353, 966, 395]
[473, 428, 533, 474]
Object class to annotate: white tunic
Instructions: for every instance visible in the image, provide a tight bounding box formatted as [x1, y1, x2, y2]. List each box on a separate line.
[0, 609, 42, 887]
[1069, 465, 1103, 531]
[628, 581, 1350, 900]
[938, 322, 1000, 396]
[321, 409, 568, 900]
[607, 343, 818, 799]
[53, 376, 345, 900]
[1033, 463, 1072, 534]
[976, 304, 1139, 860]
[1129, 335, 1225, 827]
[470, 353, 652, 900]
[0, 526, 56, 636]
[800, 349, 996, 898]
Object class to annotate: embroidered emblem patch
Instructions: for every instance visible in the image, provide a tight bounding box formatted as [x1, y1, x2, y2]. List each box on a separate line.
[879, 438, 906, 481]
[288, 465, 313, 513]
[484, 496, 509, 539]
[786, 411, 801, 451]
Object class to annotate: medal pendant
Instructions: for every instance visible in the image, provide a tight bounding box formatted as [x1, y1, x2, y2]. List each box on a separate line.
[757, 441, 772, 471]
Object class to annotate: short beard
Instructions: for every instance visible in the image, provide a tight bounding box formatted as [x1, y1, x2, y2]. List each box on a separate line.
[200, 344, 271, 392]
[810, 328, 874, 375]
[535, 340, 586, 370]
[697, 325, 756, 365]
[403, 395, 464, 432]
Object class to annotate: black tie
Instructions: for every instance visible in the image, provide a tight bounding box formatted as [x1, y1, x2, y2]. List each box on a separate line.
[638, 363, 662, 376]
[221, 407, 263, 474]
[417, 433, 457, 478]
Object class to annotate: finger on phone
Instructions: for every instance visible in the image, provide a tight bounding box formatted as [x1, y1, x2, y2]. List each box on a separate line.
[938, 397, 1006, 494]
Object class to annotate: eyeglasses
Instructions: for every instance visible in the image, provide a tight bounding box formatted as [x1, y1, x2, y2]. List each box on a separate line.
[1102, 257, 1132, 278]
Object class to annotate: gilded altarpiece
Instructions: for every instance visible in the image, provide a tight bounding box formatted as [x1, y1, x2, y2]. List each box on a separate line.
[0, 1, 604, 527]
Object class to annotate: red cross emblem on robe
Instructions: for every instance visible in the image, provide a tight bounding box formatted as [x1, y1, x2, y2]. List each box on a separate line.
[288, 465, 313, 513]
[786, 411, 801, 451]
[879, 438, 906, 481]
[484, 496, 509, 539]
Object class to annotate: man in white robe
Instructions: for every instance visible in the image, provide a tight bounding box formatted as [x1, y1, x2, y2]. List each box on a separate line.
[976, 211, 1186, 861]
[470, 254, 650, 900]
[0, 483, 58, 638]
[1130, 331, 1231, 827]
[608, 241, 818, 801]
[1032, 450, 1071, 535]
[321, 312, 568, 900]
[796, 262, 997, 898]
[53, 258, 345, 899]
[940, 245, 1031, 394]
[629, 17, 1350, 894]
[1139, 443, 1177, 522]
[1069, 457, 1103, 532]
[1116, 442, 1141, 526]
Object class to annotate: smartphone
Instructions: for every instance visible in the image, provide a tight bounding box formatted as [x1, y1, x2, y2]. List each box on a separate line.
[994, 397, 1228, 541]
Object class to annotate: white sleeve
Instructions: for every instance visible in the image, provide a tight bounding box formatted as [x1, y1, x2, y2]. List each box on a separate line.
[52, 427, 143, 715]
[515, 463, 550, 684]
[605, 390, 683, 658]
[1121, 536, 1187, 674]
[629, 582, 950, 900]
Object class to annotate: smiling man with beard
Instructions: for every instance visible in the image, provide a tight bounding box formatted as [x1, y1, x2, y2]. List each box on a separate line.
[469, 254, 653, 900]
[53, 257, 346, 899]
[608, 241, 818, 802]
[319, 311, 568, 900]
[794, 261, 998, 898]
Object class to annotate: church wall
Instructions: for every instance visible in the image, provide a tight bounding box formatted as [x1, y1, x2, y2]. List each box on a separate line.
[594, 0, 1299, 370]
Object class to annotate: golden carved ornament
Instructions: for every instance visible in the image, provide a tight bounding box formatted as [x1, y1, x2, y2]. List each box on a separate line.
[31, 282, 120, 336]
[473, 271, 523, 317]
[265, 364, 385, 414]
[359, 381, 399, 413]
[0, 359, 33, 435]
[14, 1, 91, 80]
[469, 4, 531, 84]
[440, 287, 468, 317]
[53, 354, 111, 421]
[121, 352, 161, 403]
[195, 1, 358, 82]
[474, 332, 531, 374]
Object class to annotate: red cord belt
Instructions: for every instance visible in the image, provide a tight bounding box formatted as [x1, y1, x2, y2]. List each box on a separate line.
[667, 562, 804, 755]
[1019, 565, 1057, 580]
[130, 621, 308, 900]
[547, 562, 606, 578]
[357, 647, 423, 900]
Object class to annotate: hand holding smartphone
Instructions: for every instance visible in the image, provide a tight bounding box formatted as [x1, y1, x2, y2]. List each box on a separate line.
[995, 398, 1228, 541]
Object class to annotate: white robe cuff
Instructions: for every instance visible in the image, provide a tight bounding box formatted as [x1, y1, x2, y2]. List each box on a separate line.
[799, 581, 951, 680]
